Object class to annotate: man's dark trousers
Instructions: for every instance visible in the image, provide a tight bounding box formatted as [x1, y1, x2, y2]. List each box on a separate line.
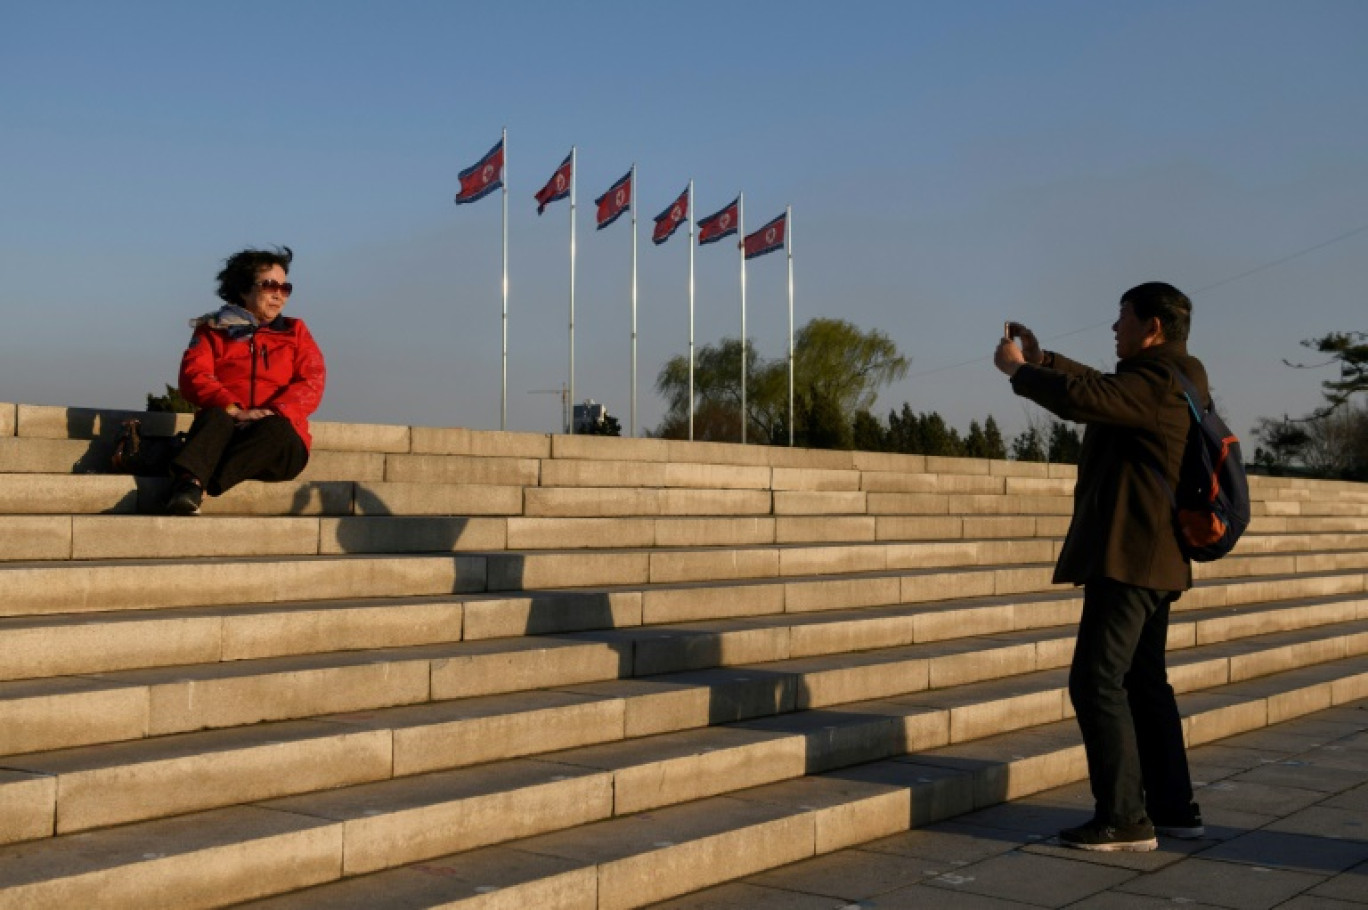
[1069, 576, 1195, 825]
[171, 408, 308, 496]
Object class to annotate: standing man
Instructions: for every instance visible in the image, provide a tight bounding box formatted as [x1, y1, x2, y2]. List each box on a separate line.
[993, 282, 1205, 852]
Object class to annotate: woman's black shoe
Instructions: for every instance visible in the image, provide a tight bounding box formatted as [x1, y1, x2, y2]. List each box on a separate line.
[166, 477, 204, 516]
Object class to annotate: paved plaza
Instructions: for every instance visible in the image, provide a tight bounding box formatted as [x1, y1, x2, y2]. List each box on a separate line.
[652, 700, 1368, 909]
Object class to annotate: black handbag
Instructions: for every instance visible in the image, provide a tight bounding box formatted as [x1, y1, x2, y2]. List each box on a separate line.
[110, 419, 186, 475]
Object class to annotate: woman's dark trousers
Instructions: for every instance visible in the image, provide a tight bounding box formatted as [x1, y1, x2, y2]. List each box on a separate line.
[171, 408, 308, 496]
[1069, 577, 1195, 826]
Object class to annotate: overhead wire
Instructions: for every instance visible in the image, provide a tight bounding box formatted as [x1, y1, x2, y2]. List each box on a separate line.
[905, 221, 1368, 379]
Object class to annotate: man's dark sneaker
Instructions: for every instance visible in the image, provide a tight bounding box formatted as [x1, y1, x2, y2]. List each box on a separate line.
[166, 476, 203, 516]
[1058, 818, 1157, 852]
[1152, 802, 1204, 839]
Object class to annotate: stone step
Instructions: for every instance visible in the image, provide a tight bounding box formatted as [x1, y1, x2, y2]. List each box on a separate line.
[1, 608, 1362, 847]
[7, 402, 1368, 496]
[5, 526, 1364, 619]
[1, 556, 1363, 683]
[1, 460, 1360, 520]
[1, 578, 1362, 768]
[0, 553, 488, 618]
[0, 515, 1062, 563]
[5, 609, 1364, 842]
[52, 517, 1365, 565]
[3, 655, 1364, 910]
[11, 503, 1368, 564]
[6, 404, 408, 453]
[5, 439, 911, 497]
[217, 665, 1368, 910]
[574, 590, 1368, 679]
[0, 436, 389, 483]
[0, 543, 1048, 618]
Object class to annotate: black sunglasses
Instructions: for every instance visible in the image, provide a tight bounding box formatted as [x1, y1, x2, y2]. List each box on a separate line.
[255, 279, 293, 296]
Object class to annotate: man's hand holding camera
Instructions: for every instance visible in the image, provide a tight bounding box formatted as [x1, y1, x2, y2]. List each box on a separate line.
[994, 321, 1043, 377]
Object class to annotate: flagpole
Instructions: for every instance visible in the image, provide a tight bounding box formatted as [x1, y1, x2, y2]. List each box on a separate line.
[738, 193, 747, 445]
[568, 146, 577, 434]
[501, 127, 509, 431]
[687, 180, 696, 442]
[786, 206, 795, 447]
[630, 164, 638, 437]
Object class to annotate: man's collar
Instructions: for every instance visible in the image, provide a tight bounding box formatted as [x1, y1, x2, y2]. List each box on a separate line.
[1125, 339, 1188, 363]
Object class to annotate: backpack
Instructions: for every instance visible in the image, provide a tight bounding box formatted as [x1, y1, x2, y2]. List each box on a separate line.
[1151, 369, 1251, 562]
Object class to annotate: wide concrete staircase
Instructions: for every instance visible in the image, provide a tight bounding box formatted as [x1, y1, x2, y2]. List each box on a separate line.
[2, 401, 1367, 909]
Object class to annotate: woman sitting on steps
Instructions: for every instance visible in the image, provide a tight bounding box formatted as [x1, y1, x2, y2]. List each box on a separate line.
[165, 246, 326, 515]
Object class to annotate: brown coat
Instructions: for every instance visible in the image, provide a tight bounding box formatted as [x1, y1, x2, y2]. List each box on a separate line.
[1009, 341, 1208, 592]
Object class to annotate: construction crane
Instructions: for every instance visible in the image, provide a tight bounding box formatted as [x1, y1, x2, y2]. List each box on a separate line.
[527, 385, 570, 434]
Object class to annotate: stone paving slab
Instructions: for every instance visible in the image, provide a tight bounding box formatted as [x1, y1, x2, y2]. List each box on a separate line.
[13, 404, 188, 440]
[296, 449, 386, 482]
[384, 453, 540, 486]
[0, 770, 54, 845]
[0, 675, 149, 755]
[1235, 758, 1368, 793]
[1325, 782, 1368, 812]
[0, 516, 71, 560]
[11, 720, 393, 834]
[262, 759, 615, 876]
[0, 554, 486, 616]
[410, 425, 551, 458]
[548, 434, 670, 464]
[0, 437, 102, 474]
[1306, 861, 1368, 905]
[0, 805, 342, 910]
[1116, 857, 1329, 909]
[743, 845, 933, 900]
[70, 515, 322, 559]
[512, 793, 817, 910]
[305, 420, 413, 454]
[0, 474, 140, 514]
[650, 882, 853, 909]
[918, 849, 1139, 907]
[663, 439, 775, 469]
[238, 843, 596, 910]
[1268, 804, 1368, 843]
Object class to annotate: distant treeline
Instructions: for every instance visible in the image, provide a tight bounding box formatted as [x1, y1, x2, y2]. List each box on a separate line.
[849, 405, 1081, 464]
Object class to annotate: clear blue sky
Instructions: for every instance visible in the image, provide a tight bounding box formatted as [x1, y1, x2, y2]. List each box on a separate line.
[4, 0, 1365, 442]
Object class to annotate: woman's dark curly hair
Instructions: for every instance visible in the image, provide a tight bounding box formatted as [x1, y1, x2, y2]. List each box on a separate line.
[215, 246, 293, 305]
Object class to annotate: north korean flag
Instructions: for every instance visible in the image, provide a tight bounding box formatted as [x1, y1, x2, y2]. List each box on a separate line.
[535, 152, 573, 215]
[697, 197, 740, 245]
[594, 170, 633, 230]
[652, 187, 689, 245]
[454, 139, 504, 205]
[744, 213, 787, 260]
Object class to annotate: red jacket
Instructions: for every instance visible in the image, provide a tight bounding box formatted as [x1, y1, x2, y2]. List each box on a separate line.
[178, 316, 327, 449]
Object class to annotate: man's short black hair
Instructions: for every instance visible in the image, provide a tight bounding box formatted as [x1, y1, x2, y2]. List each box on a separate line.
[216, 246, 293, 306]
[1122, 281, 1191, 343]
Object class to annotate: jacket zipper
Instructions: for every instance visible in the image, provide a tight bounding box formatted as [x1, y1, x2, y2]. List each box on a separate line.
[248, 334, 258, 409]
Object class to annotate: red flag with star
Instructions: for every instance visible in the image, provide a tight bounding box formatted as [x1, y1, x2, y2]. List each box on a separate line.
[594, 170, 633, 230]
[743, 213, 787, 260]
[454, 139, 504, 205]
[652, 187, 689, 245]
[697, 197, 739, 245]
[535, 152, 573, 215]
